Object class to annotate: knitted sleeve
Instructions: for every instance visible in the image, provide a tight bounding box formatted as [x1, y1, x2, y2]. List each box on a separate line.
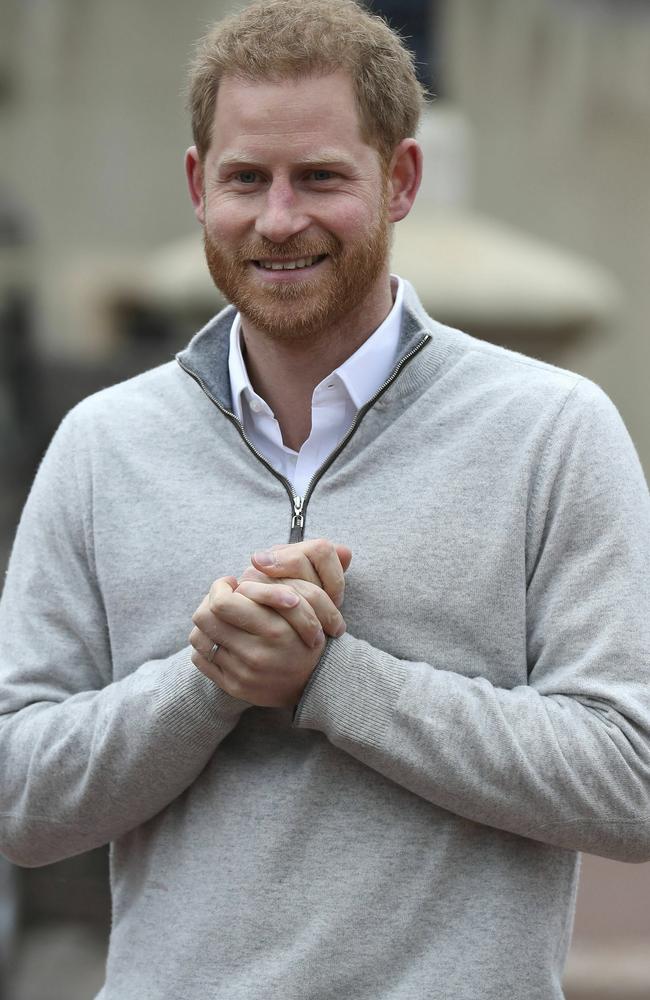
[294, 379, 650, 862]
[0, 411, 249, 867]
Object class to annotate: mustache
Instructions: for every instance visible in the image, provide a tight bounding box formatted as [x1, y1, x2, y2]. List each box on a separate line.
[233, 234, 341, 262]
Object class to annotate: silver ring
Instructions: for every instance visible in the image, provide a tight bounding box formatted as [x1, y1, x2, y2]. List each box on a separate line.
[207, 643, 220, 664]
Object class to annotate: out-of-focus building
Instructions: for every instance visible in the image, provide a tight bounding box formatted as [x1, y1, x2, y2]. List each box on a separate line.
[445, 0, 650, 474]
[440, 3, 650, 995]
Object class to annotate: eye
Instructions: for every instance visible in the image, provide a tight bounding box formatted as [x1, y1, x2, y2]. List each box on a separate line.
[235, 171, 260, 184]
[310, 170, 335, 181]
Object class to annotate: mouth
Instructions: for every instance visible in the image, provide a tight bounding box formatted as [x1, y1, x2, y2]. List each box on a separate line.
[252, 254, 328, 272]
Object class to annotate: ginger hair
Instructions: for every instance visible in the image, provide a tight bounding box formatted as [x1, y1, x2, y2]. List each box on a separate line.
[187, 0, 427, 164]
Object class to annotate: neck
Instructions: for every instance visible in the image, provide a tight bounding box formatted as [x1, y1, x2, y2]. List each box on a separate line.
[240, 273, 395, 452]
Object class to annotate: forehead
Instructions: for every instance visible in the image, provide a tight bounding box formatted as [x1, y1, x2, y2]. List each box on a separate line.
[210, 71, 371, 163]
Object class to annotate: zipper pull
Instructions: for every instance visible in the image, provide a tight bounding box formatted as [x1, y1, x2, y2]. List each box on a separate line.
[291, 495, 304, 529]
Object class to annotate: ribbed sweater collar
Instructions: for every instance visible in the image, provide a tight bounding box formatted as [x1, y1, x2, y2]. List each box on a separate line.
[176, 278, 457, 414]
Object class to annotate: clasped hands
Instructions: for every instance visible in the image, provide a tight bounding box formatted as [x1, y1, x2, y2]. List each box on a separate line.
[190, 540, 352, 708]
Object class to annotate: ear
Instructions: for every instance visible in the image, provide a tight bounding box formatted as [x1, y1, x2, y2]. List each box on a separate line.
[386, 139, 423, 224]
[185, 146, 206, 225]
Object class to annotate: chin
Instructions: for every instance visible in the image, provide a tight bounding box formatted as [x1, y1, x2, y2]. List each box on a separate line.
[235, 292, 344, 342]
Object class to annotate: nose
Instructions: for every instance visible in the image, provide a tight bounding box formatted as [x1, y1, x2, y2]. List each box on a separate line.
[254, 178, 310, 244]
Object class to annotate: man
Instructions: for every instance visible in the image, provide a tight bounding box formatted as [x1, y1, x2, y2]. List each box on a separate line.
[1, 1, 650, 998]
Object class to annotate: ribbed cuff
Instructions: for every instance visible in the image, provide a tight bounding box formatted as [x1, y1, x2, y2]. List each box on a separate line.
[153, 647, 251, 749]
[293, 632, 408, 752]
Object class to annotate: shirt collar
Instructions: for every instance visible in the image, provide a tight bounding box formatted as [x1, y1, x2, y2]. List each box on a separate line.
[228, 274, 405, 420]
[326, 275, 404, 408]
[229, 312, 263, 422]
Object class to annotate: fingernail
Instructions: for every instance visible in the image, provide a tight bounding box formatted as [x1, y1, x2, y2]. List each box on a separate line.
[335, 621, 346, 638]
[253, 550, 275, 567]
[280, 592, 300, 607]
[312, 628, 325, 648]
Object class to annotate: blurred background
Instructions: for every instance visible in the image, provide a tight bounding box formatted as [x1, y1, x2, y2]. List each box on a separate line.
[1, 0, 650, 997]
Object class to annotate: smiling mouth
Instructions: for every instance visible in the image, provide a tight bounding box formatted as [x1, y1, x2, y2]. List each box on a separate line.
[252, 254, 328, 271]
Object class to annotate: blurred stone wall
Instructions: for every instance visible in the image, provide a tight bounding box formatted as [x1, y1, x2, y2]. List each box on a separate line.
[3, 0, 236, 250]
[2, 0, 237, 358]
[441, 0, 650, 969]
[443, 0, 650, 474]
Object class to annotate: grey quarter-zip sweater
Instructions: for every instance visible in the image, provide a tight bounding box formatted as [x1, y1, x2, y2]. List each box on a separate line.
[1, 281, 650, 1000]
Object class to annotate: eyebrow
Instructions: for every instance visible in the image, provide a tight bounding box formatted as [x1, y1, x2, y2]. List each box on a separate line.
[216, 152, 355, 172]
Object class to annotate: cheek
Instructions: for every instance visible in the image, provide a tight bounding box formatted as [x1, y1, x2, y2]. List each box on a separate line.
[205, 198, 254, 238]
[317, 200, 378, 241]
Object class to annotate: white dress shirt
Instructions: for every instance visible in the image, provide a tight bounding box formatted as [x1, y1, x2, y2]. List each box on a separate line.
[228, 276, 404, 497]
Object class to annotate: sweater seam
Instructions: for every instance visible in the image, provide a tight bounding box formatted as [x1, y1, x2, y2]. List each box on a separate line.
[526, 377, 585, 586]
[68, 410, 115, 684]
[0, 810, 87, 829]
[537, 814, 650, 831]
[68, 411, 98, 581]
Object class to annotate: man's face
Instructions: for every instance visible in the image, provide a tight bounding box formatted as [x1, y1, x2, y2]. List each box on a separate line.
[194, 71, 392, 340]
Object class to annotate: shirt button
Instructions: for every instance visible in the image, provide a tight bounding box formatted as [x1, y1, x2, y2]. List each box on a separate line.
[249, 399, 263, 413]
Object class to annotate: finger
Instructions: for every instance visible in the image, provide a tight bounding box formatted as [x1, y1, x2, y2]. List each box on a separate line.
[208, 576, 239, 603]
[246, 548, 352, 602]
[191, 577, 239, 634]
[239, 566, 281, 585]
[236, 573, 347, 638]
[251, 546, 321, 589]
[230, 582, 301, 611]
[190, 623, 227, 680]
[189, 621, 244, 661]
[270, 542, 352, 570]
[201, 579, 290, 640]
[242, 557, 350, 587]
[335, 544, 353, 573]
[191, 643, 253, 702]
[284, 578, 347, 638]
[235, 581, 325, 649]
[252, 538, 348, 606]
[190, 616, 286, 673]
[192, 645, 227, 685]
[189, 625, 223, 660]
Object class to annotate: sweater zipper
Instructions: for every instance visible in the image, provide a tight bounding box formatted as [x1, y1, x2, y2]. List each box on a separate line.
[177, 333, 430, 543]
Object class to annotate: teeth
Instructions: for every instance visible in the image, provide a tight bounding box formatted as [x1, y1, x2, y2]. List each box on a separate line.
[258, 256, 321, 270]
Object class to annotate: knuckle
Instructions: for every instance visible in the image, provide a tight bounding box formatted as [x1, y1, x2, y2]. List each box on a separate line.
[298, 579, 315, 597]
[311, 537, 332, 558]
[231, 604, 251, 629]
[265, 621, 286, 643]
[208, 594, 226, 616]
[302, 605, 320, 628]
[318, 594, 337, 618]
[329, 611, 343, 632]
[245, 647, 269, 673]
[310, 626, 324, 645]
